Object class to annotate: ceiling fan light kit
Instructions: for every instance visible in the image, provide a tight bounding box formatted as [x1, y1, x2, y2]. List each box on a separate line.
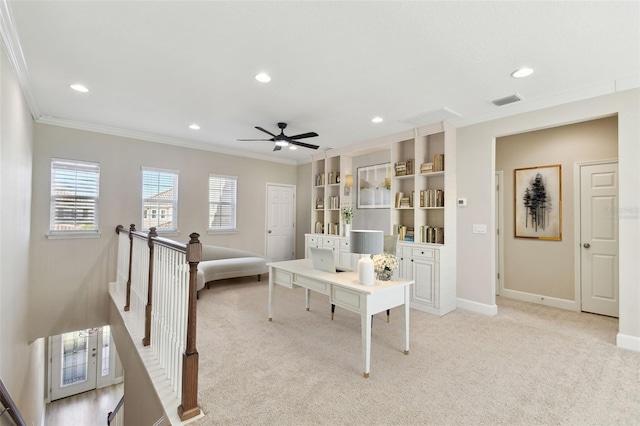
[237, 122, 320, 152]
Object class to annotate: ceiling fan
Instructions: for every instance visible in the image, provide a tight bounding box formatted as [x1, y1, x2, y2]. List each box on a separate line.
[238, 122, 319, 151]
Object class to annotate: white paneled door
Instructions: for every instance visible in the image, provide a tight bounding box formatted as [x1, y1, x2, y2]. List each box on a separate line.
[580, 161, 619, 317]
[266, 184, 296, 262]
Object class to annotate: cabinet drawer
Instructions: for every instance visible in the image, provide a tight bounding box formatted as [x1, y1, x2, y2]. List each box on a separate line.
[306, 236, 320, 245]
[322, 238, 339, 248]
[412, 247, 437, 260]
[339, 239, 350, 250]
[331, 286, 362, 312]
[295, 274, 330, 295]
[273, 269, 293, 289]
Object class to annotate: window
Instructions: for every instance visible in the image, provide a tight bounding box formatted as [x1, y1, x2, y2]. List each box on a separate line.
[50, 158, 100, 234]
[209, 174, 237, 231]
[142, 168, 178, 231]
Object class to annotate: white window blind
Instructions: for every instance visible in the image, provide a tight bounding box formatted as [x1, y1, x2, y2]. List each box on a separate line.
[50, 158, 100, 233]
[142, 168, 179, 231]
[209, 174, 237, 231]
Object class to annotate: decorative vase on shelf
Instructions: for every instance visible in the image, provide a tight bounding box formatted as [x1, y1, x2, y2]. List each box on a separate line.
[344, 224, 351, 237]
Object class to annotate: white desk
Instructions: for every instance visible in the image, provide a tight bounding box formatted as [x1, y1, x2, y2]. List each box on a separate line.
[267, 259, 413, 378]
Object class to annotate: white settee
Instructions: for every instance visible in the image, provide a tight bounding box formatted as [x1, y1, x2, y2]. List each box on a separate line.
[196, 245, 268, 296]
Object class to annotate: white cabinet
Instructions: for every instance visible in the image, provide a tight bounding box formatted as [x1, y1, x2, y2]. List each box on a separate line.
[304, 234, 357, 270]
[396, 241, 452, 316]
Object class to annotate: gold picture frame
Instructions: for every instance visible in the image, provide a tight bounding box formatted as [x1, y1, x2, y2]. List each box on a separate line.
[514, 164, 562, 240]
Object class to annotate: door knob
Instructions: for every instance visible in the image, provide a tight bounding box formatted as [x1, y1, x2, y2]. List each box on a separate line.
[268, 230, 272, 233]
[583, 243, 591, 248]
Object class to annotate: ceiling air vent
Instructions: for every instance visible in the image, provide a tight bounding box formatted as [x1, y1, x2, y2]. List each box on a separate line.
[492, 93, 524, 107]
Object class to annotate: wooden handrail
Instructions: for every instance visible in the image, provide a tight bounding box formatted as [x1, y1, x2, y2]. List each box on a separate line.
[107, 394, 124, 425]
[0, 377, 26, 426]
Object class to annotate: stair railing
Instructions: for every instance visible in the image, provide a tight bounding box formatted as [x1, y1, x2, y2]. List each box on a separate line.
[114, 225, 202, 421]
[0, 377, 26, 426]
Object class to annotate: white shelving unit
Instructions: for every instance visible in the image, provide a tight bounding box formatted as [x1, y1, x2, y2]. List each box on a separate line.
[307, 121, 456, 316]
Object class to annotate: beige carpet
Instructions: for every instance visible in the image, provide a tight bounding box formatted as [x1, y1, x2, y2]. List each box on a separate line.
[192, 277, 640, 426]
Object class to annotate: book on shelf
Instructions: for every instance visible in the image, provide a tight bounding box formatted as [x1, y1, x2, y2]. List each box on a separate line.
[328, 195, 340, 209]
[420, 226, 444, 244]
[394, 159, 415, 176]
[315, 197, 324, 209]
[395, 192, 404, 208]
[315, 221, 323, 234]
[420, 162, 434, 173]
[432, 154, 445, 172]
[419, 189, 444, 207]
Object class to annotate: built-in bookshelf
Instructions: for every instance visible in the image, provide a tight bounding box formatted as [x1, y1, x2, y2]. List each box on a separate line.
[308, 122, 456, 317]
[311, 152, 353, 236]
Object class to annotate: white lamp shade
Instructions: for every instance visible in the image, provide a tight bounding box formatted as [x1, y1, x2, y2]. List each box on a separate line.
[349, 230, 383, 255]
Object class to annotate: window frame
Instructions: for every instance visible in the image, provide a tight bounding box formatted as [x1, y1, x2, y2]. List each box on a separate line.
[208, 174, 238, 233]
[141, 167, 179, 233]
[49, 158, 100, 238]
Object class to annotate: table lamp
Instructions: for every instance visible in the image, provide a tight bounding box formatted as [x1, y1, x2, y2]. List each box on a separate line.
[350, 230, 384, 285]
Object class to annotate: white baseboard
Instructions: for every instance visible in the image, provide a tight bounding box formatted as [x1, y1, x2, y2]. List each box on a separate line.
[501, 288, 578, 311]
[456, 298, 498, 316]
[617, 333, 640, 352]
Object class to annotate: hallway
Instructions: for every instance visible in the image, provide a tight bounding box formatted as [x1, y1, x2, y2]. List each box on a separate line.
[45, 383, 123, 426]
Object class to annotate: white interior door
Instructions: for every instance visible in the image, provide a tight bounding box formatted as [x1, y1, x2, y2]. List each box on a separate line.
[580, 161, 618, 317]
[495, 171, 503, 296]
[266, 184, 295, 262]
[50, 326, 120, 401]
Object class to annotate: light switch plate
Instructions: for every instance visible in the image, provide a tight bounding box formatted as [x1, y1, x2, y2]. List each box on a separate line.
[473, 224, 487, 234]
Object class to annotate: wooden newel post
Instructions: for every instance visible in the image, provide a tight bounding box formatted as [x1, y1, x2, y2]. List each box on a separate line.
[178, 232, 202, 421]
[143, 227, 157, 346]
[124, 224, 136, 312]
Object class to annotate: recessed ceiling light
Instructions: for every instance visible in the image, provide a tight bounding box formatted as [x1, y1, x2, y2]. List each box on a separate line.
[511, 67, 534, 78]
[255, 73, 271, 83]
[188, 124, 200, 130]
[70, 84, 89, 93]
[372, 116, 383, 123]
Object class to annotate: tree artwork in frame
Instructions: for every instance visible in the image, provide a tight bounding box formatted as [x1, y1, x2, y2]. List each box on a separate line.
[514, 164, 562, 240]
[357, 163, 392, 209]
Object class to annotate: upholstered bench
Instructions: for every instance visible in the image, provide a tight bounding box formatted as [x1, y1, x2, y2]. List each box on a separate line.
[196, 245, 268, 297]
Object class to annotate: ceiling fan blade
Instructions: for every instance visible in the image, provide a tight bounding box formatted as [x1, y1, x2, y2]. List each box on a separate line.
[255, 126, 277, 137]
[237, 138, 274, 141]
[273, 145, 282, 151]
[287, 132, 319, 140]
[290, 140, 320, 150]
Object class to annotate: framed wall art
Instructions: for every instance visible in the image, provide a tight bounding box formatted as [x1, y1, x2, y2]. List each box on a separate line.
[357, 163, 392, 209]
[514, 164, 562, 240]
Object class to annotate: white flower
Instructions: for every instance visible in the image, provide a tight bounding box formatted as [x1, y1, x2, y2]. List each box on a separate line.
[342, 204, 354, 224]
[372, 253, 398, 272]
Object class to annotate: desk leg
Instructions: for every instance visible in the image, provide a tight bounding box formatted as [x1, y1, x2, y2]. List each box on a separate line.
[361, 307, 372, 378]
[305, 288, 311, 311]
[403, 285, 410, 355]
[268, 267, 274, 321]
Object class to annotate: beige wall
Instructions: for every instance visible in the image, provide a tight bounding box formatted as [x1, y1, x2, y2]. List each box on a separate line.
[457, 88, 639, 350]
[496, 116, 618, 300]
[29, 124, 298, 340]
[0, 43, 45, 425]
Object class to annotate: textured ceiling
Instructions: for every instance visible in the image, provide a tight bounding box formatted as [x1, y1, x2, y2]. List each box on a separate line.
[4, 1, 639, 164]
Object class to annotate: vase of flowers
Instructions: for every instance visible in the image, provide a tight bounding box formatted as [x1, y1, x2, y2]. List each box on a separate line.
[342, 204, 354, 237]
[372, 253, 398, 281]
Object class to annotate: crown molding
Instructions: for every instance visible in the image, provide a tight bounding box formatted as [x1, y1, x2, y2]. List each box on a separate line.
[0, 0, 41, 120]
[36, 116, 300, 166]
